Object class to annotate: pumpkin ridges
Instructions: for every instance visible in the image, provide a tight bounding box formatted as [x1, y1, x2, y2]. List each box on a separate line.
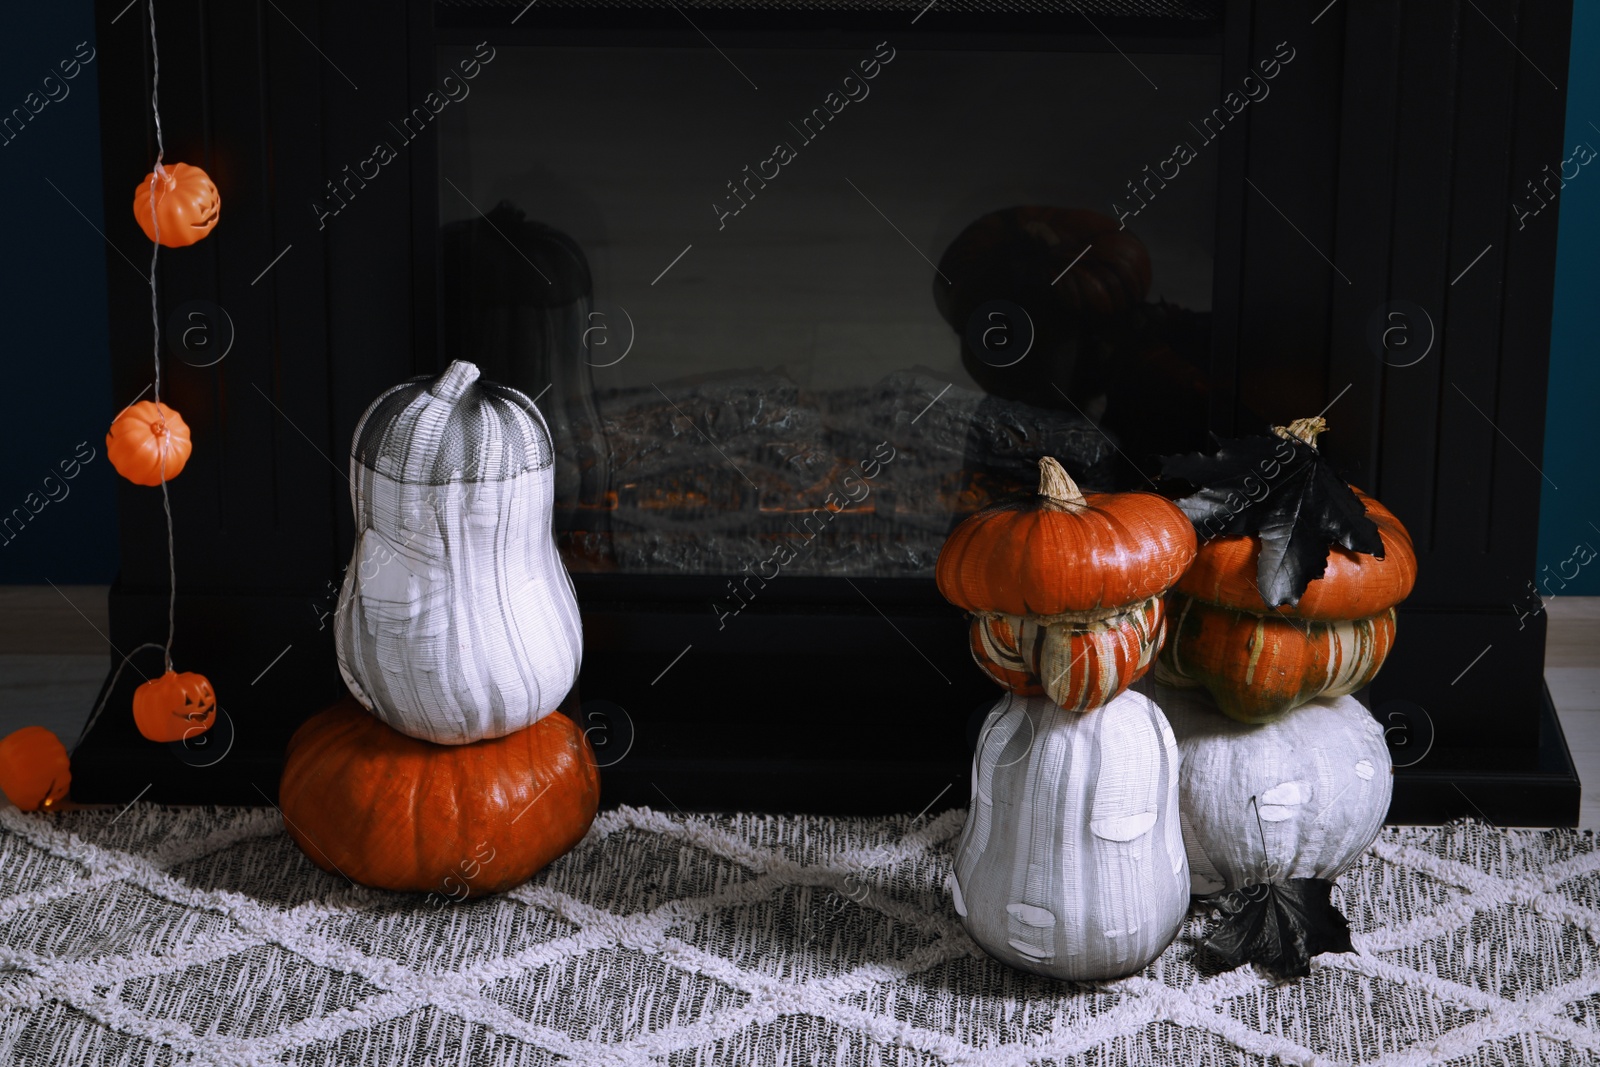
[279, 700, 598, 895]
[954, 689, 1188, 979]
[107, 401, 193, 487]
[132, 163, 221, 247]
[1175, 491, 1416, 620]
[969, 617, 1045, 695]
[409, 735, 444, 883]
[283, 709, 396, 879]
[338, 363, 580, 746]
[970, 596, 1166, 711]
[1160, 685, 1392, 899]
[1161, 596, 1398, 722]
[938, 489, 1196, 615]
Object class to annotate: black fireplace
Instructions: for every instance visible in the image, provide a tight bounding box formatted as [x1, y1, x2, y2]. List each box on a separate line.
[76, 0, 1578, 824]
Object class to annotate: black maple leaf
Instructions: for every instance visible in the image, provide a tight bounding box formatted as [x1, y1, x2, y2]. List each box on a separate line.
[1159, 418, 1384, 607]
[1201, 878, 1355, 980]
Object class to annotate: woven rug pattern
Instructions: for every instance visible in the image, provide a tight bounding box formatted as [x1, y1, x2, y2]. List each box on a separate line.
[0, 804, 1598, 1066]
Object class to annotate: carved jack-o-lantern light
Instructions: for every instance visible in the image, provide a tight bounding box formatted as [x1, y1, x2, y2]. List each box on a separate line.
[132, 162, 221, 248]
[132, 670, 217, 743]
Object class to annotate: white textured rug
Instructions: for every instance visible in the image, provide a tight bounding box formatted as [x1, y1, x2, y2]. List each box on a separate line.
[0, 804, 1597, 1066]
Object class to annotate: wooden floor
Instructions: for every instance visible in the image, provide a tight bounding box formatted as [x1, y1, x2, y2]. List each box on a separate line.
[1, 586, 1597, 827]
[1546, 596, 1600, 829]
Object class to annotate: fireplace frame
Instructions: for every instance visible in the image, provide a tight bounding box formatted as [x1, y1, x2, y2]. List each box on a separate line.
[76, 0, 1578, 824]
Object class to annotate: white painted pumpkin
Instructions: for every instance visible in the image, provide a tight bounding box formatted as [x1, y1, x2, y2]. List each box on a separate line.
[334, 360, 583, 744]
[1152, 682, 1392, 896]
[950, 688, 1189, 981]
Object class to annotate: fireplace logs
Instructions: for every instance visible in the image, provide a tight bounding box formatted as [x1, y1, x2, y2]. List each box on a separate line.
[557, 368, 1118, 576]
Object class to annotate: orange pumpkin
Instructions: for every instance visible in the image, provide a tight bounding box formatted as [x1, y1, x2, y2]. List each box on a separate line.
[132, 669, 217, 743]
[1162, 484, 1416, 723]
[1174, 491, 1417, 621]
[132, 162, 220, 247]
[970, 596, 1165, 712]
[1157, 599, 1398, 724]
[278, 699, 599, 896]
[0, 727, 70, 811]
[107, 401, 192, 486]
[936, 456, 1197, 616]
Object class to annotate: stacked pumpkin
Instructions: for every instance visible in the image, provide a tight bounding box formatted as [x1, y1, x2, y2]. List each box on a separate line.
[279, 361, 599, 897]
[1149, 417, 1416, 976]
[1158, 417, 1417, 723]
[937, 456, 1198, 980]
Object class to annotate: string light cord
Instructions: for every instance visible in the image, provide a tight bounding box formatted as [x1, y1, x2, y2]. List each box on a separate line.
[144, 0, 177, 674]
[73, 642, 168, 753]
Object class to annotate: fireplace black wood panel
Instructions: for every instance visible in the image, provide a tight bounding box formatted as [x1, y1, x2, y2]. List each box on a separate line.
[76, 0, 1578, 825]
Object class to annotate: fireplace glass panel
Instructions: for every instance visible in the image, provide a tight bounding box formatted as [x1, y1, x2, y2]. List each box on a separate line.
[436, 43, 1221, 576]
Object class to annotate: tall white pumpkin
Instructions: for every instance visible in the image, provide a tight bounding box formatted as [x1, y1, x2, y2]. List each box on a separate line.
[334, 360, 583, 745]
[1153, 683, 1392, 896]
[950, 689, 1190, 981]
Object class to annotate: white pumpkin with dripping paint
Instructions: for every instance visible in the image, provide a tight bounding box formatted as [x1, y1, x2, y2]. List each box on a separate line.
[1149, 682, 1392, 896]
[950, 689, 1189, 981]
[334, 360, 582, 745]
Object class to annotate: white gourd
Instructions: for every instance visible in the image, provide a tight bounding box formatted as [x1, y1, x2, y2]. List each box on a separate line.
[1153, 683, 1392, 895]
[334, 360, 583, 745]
[950, 689, 1189, 981]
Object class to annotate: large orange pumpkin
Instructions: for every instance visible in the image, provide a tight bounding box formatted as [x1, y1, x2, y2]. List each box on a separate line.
[132, 162, 220, 247]
[0, 727, 70, 811]
[969, 595, 1166, 712]
[107, 401, 192, 486]
[936, 456, 1197, 616]
[278, 699, 599, 896]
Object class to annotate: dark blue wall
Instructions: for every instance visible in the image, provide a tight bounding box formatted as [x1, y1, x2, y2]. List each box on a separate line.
[2, 3, 1595, 594]
[0, 5, 115, 583]
[1536, 0, 1600, 596]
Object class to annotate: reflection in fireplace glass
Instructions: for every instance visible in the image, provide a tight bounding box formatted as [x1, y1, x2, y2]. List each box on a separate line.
[436, 44, 1219, 576]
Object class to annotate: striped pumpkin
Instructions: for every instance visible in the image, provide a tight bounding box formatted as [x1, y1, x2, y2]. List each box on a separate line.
[949, 688, 1189, 980]
[1162, 485, 1415, 723]
[1152, 682, 1392, 896]
[1157, 595, 1396, 724]
[969, 596, 1165, 711]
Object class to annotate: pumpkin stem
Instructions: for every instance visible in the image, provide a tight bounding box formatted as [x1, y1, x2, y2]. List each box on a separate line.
[1273, 416, 1327, 449]
[1037, 456, 1088, 506]
[431, 360, 482, 402]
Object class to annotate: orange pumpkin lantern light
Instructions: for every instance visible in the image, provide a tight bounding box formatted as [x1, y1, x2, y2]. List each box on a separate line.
[0, 726, 71, 812]
[110, 3, 218, 761]
[132, 669, 217, 743]
[132, 162, 220, 247]
[107, 400, 191, 486]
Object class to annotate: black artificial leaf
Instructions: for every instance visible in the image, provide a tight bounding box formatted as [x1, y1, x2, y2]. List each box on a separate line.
[1201, 878, 1355, 980]
[1160, 426, 1385, 607]
[1161, 433, 1304, 538]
